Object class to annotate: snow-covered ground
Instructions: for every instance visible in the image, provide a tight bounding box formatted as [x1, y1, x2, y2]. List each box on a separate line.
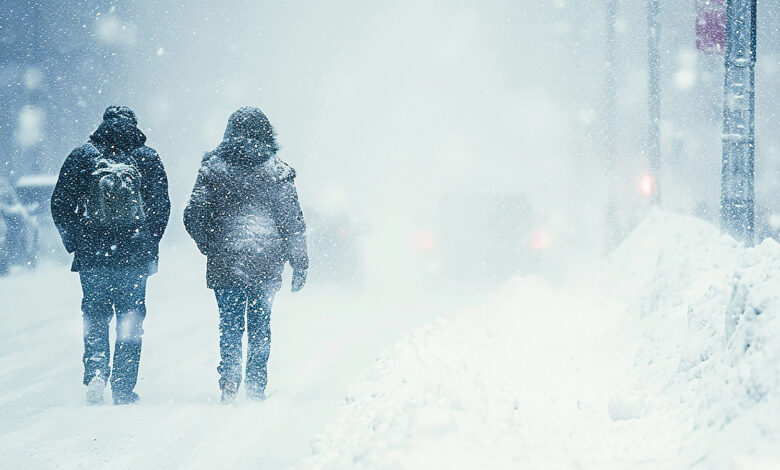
[0, 247, 483, 469]
[304, 210, 780, 469]
[3, 210, 780, 469]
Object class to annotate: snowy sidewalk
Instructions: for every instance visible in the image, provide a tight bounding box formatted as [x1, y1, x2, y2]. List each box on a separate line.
[304, 210, 780, 469]
[3, 211, 780, 469]
[0, 249, 482, 469]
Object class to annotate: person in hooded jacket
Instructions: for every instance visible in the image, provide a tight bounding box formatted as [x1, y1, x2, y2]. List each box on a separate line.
[184, 107, 308, 403]
[51, 106, 170, 405]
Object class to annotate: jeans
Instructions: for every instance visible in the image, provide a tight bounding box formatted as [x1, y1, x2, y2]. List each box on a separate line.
[214, 287, 274, 395]
[79, 266, 148, 396]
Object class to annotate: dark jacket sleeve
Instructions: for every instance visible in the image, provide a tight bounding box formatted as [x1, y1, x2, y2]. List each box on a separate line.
[140, 149, 171, 241]
[183, 164, 212, 255]
[51, 147, 88, 253]
[273, 180, 308, 271]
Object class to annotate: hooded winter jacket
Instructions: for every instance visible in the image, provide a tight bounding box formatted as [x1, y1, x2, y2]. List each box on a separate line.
[183, 107, 308, 290]
[51, 107, 171, 273]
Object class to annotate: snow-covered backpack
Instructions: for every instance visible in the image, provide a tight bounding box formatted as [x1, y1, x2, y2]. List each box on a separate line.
[87, 144, 146, 227]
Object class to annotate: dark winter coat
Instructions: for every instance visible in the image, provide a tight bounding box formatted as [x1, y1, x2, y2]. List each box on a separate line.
[51, 112, 171, 273]
[183, 107, 308, 290]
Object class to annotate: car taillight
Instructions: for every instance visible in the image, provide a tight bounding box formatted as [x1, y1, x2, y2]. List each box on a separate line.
[415, 230, 435, 252]
[531, 230, 552, 250]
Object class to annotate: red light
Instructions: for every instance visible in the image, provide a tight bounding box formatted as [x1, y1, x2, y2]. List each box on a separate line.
[531, 230, 552, 251]
[639, 173, 655, 196]
[415, 230, 435, 252]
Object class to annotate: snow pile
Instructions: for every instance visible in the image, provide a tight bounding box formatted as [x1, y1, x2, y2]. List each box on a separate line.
[303, 209, 780, 469]
[607, 210, 780, 467]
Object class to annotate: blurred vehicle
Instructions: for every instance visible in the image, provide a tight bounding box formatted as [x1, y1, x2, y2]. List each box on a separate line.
[305, 209, 364, 287]
[14, 174, 58, 218]
[0, 177, 40, 275]
[14, 173, 61, 260]
[425, 193, 538, 283]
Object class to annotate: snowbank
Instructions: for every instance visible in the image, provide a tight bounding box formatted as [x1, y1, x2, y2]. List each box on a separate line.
[303, 209, 780, 469]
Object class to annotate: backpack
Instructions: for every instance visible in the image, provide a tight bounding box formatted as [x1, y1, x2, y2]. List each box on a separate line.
[86, 144, 146, 228]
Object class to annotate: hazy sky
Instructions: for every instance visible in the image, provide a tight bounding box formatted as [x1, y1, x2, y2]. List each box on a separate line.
[5, 0, 780, 284]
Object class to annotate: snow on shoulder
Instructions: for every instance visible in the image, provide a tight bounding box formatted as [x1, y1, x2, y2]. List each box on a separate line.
[302, 209, 780, 469]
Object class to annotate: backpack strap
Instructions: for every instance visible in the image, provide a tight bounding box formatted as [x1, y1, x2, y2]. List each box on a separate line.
[86, 141, 103, 157]
[83, 142, 103, 162]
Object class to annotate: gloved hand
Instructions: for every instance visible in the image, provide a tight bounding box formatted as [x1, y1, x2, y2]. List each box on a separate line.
[291, 270, 307, 293]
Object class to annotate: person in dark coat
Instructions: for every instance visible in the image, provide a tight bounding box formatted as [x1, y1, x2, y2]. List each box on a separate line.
[184, 106, 308, 403]
[51, 106, 170, 405]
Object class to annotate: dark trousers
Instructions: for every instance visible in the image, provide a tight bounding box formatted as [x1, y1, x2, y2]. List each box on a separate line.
[214, 287, 274, 395]
[79, 267, 148, 396]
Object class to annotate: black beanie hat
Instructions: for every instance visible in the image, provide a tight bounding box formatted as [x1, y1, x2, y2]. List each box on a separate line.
[103, 106, 138, 125]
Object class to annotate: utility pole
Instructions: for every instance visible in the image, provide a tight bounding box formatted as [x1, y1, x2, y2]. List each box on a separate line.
[605, 0, 618, 174]
[605, 0, 620, 249]
[721, 0, 757, 245]
[646, 0, 661, 204]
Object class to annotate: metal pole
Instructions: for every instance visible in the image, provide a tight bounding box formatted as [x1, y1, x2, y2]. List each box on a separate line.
[721, 0, 756, 245]
[647, 0, 661, 204]
[605, 0, 620, 249]
[605, 0, 618, 173]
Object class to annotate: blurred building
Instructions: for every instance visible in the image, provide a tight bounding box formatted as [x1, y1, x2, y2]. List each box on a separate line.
[1, 1, 132, 178]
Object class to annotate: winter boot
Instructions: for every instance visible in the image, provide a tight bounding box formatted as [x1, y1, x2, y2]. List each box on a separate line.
[113, 390, 140, 405]
[221, 382, 238, 404]
[246, 386, 266, 402]
[86, 376, 106, 406]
